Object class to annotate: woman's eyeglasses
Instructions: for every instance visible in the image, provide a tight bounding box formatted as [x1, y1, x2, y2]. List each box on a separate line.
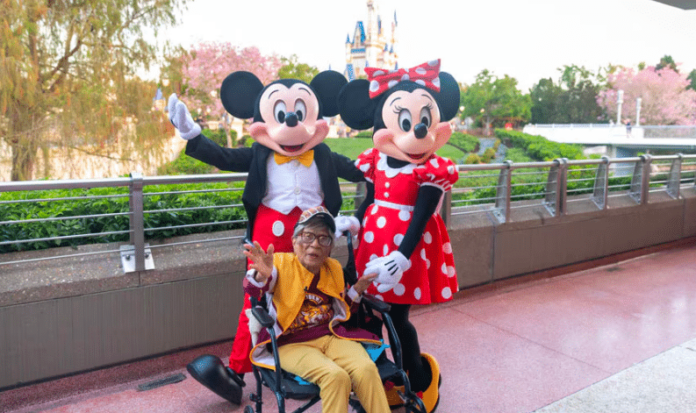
[298, 231, 332, 247]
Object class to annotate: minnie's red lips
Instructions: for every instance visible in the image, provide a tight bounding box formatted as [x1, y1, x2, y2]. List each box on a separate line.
[408, 152, 427, 160]
[281, 144, 304, 153]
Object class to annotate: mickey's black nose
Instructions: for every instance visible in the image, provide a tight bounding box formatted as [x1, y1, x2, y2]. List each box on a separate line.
[414, 123, 428, 139]
[285, 112, 298, 127]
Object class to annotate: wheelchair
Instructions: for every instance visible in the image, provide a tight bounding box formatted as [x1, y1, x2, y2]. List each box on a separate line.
[243, 234, 427, 413]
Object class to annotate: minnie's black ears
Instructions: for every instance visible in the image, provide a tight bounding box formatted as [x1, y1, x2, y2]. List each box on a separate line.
[310, 71, 348, 118]
[337, 79, 378, 130]
[432, 72, 461, 121]
[220, 71, 264, 119]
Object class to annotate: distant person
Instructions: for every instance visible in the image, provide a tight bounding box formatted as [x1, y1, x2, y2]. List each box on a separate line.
[626, 120, 632, 138]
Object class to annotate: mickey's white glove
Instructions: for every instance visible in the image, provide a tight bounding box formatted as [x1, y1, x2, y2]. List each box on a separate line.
[334, 215, 360, 239]
[364, 251, 410, 293]
[167, 93, 201, 140]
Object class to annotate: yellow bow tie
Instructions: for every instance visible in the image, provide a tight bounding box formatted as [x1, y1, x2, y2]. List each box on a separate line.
[274, 150, 314, 167]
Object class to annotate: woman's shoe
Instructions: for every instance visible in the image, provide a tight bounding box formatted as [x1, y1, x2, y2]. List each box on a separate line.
[418, 353, 441, 413]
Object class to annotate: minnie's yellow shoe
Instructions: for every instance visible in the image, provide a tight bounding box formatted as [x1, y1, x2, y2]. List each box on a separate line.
[384, 381, 405, 408]
[418, 353, 441, 413]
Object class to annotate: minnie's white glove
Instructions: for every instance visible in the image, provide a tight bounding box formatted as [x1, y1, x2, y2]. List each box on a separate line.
[334, 215, 360, 239]
[364, 251, 410, 293]
[167, 93, 201, 140]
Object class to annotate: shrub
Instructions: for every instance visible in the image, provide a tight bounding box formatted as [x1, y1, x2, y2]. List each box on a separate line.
[481, 147, 497, 163]
[157, 150, 215, 175]
[448, 132, 479, 153]
[202, 128, 228, 147]
[354, 131, 373, 139]
[494, 129, 585, 161]
[465, 153, 481, 164]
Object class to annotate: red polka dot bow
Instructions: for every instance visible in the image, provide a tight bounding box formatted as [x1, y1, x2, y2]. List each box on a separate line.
[365, 59, 441, 99]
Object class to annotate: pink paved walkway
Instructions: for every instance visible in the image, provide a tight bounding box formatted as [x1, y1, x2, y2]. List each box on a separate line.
[2, 242, 696, 413]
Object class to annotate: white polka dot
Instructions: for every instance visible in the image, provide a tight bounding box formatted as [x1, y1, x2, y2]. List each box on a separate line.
[393, 283, 405, 296]
[415, 67, 427, 75]
[447, 165, 455, 174]
[388, 80, 398, 88]
[426, 259, 431, 269]
[375, 294, 385, 301]
[424, 232, 432, 244]
[370, 254, 379, 261]
[373, 70, 385, 77]
[369, 80, 380, 92]
[377, 217, 387, 228]
[272, 221, 285, 237]
[393, 233, 404, 246]
[430, 158, 439, 168]
[443, 242, 452, 254]
[389, 70, 398, 74]
[384, 192, 389, 198]
[432, 77, 441, 88]
[401, 74, 410, 81]
[428, 60, 439, 67]
[442, 287, 452, 299]
[420, 249, 427, 260]
[448, 266, 456, 277]
[399, 210, 411, 221]
[441, 263, 448, 274]
[364, 231, 375, 243]
[371, 206, 379, 215]
[359, 163, 370, 172]
[385, 182, 390, 188]
[415, 79, 426, 87]
[414, 288, 422, 300]
[383, 244, 390, 256]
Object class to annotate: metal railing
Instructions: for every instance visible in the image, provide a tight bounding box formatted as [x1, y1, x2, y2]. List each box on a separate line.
[2, 154, 695, 270]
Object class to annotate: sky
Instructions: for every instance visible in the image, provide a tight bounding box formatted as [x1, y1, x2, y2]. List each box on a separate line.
[160, 0, 696, 92]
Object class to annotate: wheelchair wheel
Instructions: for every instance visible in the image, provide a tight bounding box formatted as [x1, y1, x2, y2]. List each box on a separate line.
[243, 405, 254, 413]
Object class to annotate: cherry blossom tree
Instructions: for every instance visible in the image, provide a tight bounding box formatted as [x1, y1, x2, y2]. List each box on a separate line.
[596, 66, 696, 125]
[178, 42, 282, 121]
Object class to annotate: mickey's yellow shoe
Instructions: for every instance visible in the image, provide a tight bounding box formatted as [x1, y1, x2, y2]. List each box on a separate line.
[419, 353, 441, 413]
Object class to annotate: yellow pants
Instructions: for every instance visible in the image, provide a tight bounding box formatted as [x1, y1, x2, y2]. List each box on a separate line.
[277, 335, 389, 413]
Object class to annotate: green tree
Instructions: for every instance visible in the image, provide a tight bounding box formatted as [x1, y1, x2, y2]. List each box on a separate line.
[656, 55, 678, 72]
[460, 70, 531, 135]
[530, 65, 604, 124]
[687, 69, 696, 91]
[0, 0, 186, 181]
[278, 54, 320, 84]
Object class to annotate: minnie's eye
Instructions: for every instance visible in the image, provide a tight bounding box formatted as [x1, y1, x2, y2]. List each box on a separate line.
[274, 101, 287, 123]
[420, 107, 432, 127]
[398, 109, 412, 132]
[294, 99, 306, 121]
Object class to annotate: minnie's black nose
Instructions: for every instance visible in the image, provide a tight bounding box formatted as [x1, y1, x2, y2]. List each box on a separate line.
[414, 123, 428, 139]
[285, 112, 298, 127]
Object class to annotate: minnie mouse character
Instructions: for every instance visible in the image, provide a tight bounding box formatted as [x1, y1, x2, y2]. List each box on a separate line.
[338, 59, 460, 412]
[168, 70, 363, 405]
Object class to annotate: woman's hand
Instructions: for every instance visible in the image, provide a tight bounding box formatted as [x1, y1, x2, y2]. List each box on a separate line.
[353, 272, 378, 295]
[243, 241, 274, 283]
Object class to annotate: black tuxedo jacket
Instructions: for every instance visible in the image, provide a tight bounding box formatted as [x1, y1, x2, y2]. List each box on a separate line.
[185, 134, 365, 242]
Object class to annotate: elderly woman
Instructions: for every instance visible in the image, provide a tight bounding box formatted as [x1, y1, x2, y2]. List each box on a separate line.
[243, 206, 389, 413]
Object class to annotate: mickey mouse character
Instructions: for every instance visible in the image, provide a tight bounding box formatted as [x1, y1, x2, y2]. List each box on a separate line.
[338, 59, 460, 412]
[168, 70, 363, 405]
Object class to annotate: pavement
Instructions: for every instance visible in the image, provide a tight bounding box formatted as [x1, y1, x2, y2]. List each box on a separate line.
[1, 242, 695, 413]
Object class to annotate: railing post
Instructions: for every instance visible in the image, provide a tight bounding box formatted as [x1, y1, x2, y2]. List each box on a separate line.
[493, 161, 512, 224]
[128, 172, 146, 272]
[544, 159, 562, 217]
[354, 181, 367, 211]
[559, 158, 568, 216]
[666, 154, 683, 200]
[440, 190, 452, 228]
[592, 156, 610, 210]
[629, 155, 652, 205]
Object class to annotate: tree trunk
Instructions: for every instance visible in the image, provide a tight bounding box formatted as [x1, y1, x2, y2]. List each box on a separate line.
[10, 136, 38, 181]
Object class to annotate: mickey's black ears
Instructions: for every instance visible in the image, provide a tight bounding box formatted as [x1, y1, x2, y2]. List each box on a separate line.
[310, 71, 347, 118]
[338, 79, 378, 130]
[433, 72, 461, 121]
[220, 71, 264, 119]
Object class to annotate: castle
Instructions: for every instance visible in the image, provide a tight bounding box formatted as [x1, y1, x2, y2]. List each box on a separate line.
[344, 0, 399, 80]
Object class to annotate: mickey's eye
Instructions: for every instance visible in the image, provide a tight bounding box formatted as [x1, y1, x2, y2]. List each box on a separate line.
[274, 101, 287, 123]
[294, 100, 306, 121]
[420, 107, 432, 127]
[398, 109, 412, 132]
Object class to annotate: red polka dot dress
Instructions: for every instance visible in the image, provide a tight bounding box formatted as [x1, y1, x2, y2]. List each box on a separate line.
[355, 149, 459, 305]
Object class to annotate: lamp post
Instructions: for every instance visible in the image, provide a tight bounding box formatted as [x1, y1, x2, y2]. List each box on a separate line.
[616, 89, 624, 125]
[636, 98, 642, 126]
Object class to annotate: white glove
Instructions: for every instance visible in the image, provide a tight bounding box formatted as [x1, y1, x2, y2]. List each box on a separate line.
[334, 215, 360, 239]
[167, 93, 201, 140]
[364, 251, 410, 293]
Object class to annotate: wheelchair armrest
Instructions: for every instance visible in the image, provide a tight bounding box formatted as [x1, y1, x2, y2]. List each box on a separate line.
[251, 305, 275, 329]
[361, 294, 391, 314]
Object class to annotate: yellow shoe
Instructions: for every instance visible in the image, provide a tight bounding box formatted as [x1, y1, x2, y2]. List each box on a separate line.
[419, 353, 441, 413]
[385, 383, 405, 408]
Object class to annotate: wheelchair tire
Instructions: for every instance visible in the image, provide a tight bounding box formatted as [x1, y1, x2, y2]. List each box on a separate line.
[243, 406, 254, 413]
